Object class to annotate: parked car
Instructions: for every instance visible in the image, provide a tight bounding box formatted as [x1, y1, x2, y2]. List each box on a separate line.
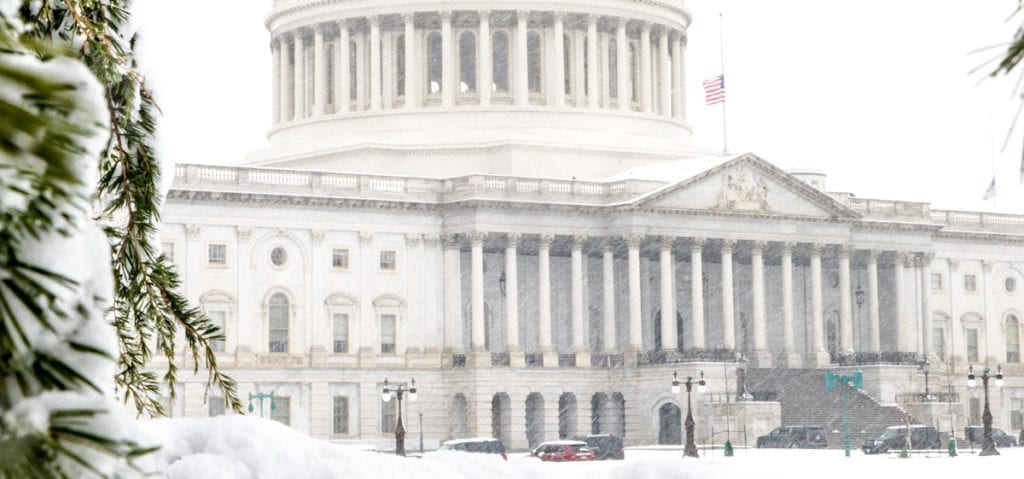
[573, 434, 624, 460]
[862, 425, 941, 454]
[436, 437, 507, 460]
[755, 426, 828, 449]
[964, 426, 1017, 448]
[530, 440, 596, 462]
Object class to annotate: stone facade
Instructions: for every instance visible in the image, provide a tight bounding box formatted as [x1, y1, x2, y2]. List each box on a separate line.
[155, 0, 1024, 451]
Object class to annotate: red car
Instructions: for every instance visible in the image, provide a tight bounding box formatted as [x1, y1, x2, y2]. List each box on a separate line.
[530, 440, 596, 462]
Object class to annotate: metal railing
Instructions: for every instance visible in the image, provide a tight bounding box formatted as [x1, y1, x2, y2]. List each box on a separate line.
[831, 351, 919, 366]
[638, 348, 738, 365]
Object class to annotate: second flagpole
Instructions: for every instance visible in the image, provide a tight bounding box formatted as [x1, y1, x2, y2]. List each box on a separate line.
[719, 13, 728, 156]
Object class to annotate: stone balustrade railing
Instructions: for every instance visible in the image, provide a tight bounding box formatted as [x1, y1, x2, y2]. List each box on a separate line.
[172, 164, 660, 205]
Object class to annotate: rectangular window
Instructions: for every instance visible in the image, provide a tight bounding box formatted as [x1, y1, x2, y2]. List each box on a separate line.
[162, 242, 174, 262]
[969, 397, 981, 425]
[930, 273, 942, 291]
[332, 248, 350, 269]
[381, 395, 396, 433]
[208, 310, 226, 353]
[1011, 398, 1024, 431]
[1007, 322, 1020, 363]
[333, 313, 349, 353]
[333, 396, 350, 435]
[208, 397, 225, 417]
[271, 397, 291, 426]
[380, 314, 396, 354]
[379, 250, 396, 271]
[932, 327, 945, 359]
[208, 244, 226, 265]
[964, 274, 977, 292]
[966, 328, 979, 362]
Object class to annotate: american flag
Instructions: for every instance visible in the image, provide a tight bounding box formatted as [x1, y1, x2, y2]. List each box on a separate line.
[703, 75, 726, 105]
[982, 177, 996, 200]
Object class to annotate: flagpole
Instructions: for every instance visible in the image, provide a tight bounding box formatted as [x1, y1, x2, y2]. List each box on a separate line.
[719, 13, 728, 156]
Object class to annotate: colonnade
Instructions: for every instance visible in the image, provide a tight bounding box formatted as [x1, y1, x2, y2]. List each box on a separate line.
[270, 11, 687, 123]
[443, 233, 935, 368]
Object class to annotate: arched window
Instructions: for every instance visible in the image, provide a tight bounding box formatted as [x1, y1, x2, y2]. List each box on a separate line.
[527, 31, 542, 94]
[396, 35, 405, 97]
[629, 42, 639, 104]
[563, 34, 573, 97]
[608, 39, 618, 99]
[426, 31, 442, 95]
[268, 293, 289, 353]
[326, 43, 335, 107]
[458, 31, 477, 93]
[1007, 315, 1020, 363]
[492, 31, 510, 92]
[348, 40, 357, 101]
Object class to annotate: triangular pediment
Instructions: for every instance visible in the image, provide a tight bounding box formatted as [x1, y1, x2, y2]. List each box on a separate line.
[634, 153, 860, 219]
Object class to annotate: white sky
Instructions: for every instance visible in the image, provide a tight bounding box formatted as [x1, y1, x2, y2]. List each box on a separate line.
[133, 0, 1024, 213]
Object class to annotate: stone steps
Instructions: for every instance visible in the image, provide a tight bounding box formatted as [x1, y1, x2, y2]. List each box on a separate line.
[745, 368, 912, 449]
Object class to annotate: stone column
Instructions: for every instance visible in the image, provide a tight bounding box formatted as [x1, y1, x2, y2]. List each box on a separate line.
[751, 241, 770, 366]
[442, 235, 464, 365]
[573, 29, 586, 106]
[314, 25, 327, 116]
[627, 235, 643, 352]
[690, 238, 706, 349]
[470, 232, 486, 358]
[867, 251, 881, 352]
[587, 16, 599, 109]
[272, 39, 281, 123]
[479, 11, 492, 106]
[369, 16, 382, 110]
[658, 29, 671, 115]
[293, 31, 306, 119]
[403, 14, 417, 109]
[600, 31, 611, 107]
[808, 244, 829, 366]
[602, 240, 617, 353]
[440, 11, 454, 107]
[721, 240, 736, 350]
[553, 13, 566, 108]
[639, 22, 652, 113]
[337, 22, 350, 114]
[839, 245, 854, 356]
[616, 19, 629, 112]
[505, 234, 524, 367]
[919, 253, 934, 358]
[571, 236, 589, 366]
[671, 32, 684, 120]
[279, 35, 292, 121]
[778, 242, 801, 367]
[538, 235, 556, 366]
[355, 32, 366, 110]
[895, 253, 908, 352]
[515, 11, 529, 106]
[659, 237, 677, 351]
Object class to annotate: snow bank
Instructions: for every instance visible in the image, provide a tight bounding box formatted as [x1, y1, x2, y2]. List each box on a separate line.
[137, 415, 1024, 479]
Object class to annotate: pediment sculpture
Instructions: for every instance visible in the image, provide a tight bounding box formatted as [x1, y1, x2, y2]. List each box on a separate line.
[715, 167, 769, 212]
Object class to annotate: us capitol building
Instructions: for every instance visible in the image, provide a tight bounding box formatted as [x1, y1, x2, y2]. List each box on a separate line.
[158, 0, 1024, 450]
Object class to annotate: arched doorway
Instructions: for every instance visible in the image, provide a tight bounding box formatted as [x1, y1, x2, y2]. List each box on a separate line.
[491, 393, 511, 448]
[452, 393, 468, 439]
[658, 403, 682, 444]
[526, 393, 545, 448]
[558, 393, 577, 439]
[591, 393, 610, 434]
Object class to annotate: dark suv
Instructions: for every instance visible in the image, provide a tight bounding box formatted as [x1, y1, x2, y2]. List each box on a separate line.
[862, 425, 940, 454]
[756, 426, 828, 448]
[964, 426, 1017, 448]
[573, 434, 624, 460]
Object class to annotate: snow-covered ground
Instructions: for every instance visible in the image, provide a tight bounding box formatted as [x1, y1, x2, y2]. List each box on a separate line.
[137, 415, 1019, 479]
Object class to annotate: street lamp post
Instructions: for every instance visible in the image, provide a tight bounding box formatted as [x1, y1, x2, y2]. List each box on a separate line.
[382, 378, 418, 456]
[917, 360, 934, 402]
[967, 365, 1003, 456]
[672, 370, 706, 458]
[854, 283, 865, 352]
[247, 391, 276, 418]
[825, 369, 863, 457]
